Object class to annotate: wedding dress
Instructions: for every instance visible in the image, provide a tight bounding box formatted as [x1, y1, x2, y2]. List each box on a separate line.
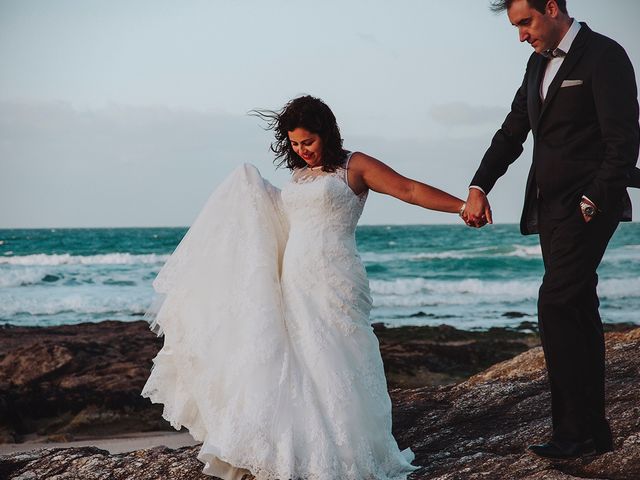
[142, 155, 418, 480]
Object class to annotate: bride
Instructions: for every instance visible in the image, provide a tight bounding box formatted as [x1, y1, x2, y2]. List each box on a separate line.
[142, 95, 466, 479]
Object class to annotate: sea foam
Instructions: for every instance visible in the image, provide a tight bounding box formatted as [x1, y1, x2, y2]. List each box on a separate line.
[370, 277, 538, 296]
[0, 290, 149, 317]
[361, 244, 542, 264]
[0, 269, 48, 288]
[0, 253, 169, 266]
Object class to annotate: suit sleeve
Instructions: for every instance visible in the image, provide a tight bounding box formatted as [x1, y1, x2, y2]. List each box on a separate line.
[584, 41, 640, 211]
[470, 57, 533, 194]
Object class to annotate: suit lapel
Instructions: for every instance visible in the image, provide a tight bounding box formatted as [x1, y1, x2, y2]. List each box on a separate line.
[539, 23, 591, 121]
[528, 55, 547, 133]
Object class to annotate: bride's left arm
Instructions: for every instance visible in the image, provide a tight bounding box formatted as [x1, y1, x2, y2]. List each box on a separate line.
[348, 152, 465, 214]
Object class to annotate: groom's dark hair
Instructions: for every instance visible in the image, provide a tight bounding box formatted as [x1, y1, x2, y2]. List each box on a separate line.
[490, 0, 568, 14]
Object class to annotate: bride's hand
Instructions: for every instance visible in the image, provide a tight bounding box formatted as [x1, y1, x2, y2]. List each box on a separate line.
[464, 189, 492, 227]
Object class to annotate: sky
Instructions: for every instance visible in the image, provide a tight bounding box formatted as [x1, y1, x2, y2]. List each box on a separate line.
[1, 0, 639, 228]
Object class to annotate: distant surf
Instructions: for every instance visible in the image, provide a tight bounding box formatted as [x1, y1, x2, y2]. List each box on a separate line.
[1, 224, 638, 328]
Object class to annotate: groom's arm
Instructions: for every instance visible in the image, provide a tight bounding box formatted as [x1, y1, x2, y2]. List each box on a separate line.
[583, 40, 639, 214]
[465, 56, 534, 226]
[471, 55, 533, 193]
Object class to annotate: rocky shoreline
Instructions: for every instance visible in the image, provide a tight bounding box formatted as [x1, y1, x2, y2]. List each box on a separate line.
[0, 319, 545, 444]
[1, 320, 639, 479]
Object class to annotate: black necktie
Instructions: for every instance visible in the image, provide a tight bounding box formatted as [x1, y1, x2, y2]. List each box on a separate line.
[542, 48, 566, 59]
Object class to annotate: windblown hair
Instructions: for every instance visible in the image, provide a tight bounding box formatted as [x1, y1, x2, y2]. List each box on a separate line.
[252, 95, 348, 172]
[490, 0, 568, 14]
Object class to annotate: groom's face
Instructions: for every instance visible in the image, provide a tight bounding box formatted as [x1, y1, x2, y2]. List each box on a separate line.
[507, 0, 558, 54]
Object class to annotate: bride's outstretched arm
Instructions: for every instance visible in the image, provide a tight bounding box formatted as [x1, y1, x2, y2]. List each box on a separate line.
[348, 152, 466, 214]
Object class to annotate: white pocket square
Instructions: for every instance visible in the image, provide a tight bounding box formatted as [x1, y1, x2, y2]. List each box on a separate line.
[561, 79, 583, 87]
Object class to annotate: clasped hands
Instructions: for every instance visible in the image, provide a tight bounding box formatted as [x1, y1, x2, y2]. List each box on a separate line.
[460, 188, 492, 228]
[459, 190, 596, 226]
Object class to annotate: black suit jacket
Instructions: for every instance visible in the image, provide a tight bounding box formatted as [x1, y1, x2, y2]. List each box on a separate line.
[471, 23, 640, 235]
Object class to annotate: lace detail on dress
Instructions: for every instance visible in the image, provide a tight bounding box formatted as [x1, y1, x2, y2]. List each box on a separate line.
[142, 161, 418, 480]
[291, 153, 367, 202]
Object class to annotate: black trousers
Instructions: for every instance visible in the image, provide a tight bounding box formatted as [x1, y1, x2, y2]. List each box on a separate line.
[537, 199, 621, 446]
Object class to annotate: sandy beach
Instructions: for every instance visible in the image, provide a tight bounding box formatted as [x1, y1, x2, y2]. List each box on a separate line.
[0, 431, 198, 456]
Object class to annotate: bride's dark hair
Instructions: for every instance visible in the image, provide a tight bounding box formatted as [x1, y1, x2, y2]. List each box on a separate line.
[252, 95, 349, 172]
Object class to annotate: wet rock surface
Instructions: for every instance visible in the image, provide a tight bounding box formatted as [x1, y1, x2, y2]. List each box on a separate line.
[0, 320, 546, 442]
[0, 321, 167, 443]
[374, 322, 541, 387]
[390, 328, 640, 479]
[0, 445, 210, 480]
[1, 321, 638, 479]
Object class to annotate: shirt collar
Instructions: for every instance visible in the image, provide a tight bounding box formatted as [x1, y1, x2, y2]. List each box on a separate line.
[556, 19, 581, 54]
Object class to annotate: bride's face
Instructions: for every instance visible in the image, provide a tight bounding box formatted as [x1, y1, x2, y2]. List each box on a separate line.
[288, 127, 323, 168]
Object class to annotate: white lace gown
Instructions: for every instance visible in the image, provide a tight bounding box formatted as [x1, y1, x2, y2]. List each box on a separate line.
[142, 156, 419, 480]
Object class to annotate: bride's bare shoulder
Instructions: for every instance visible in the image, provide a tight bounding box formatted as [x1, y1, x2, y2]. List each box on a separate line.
[348, 152, 386, 171]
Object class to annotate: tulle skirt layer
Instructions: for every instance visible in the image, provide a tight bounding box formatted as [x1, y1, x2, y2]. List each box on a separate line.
[142, 164, 418, 479]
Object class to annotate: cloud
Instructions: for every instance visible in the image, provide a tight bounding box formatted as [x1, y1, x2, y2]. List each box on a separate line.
[0, 100, 525, 227]
[5, 100, 635, 227]
[356, 32, 379, 45]
[429, 102, 507, 127]
[0, 101, 278, 227]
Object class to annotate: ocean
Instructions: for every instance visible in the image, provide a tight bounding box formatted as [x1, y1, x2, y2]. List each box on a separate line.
[1, 224, 639, 330]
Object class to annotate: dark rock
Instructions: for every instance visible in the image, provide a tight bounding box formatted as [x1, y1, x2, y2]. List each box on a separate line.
[2, 328, 639, 479]
[0, 321, 169, 442]
[371, 322, 387, 332]
[0, 445, 211, 480]
[502, 311, 529, 318]
[390, 328, 640, 479]
[0, 320, 546, 441]
[514, 320, 539, 332]
[377, 323, 540, 387]
[408, 311, 436, 318]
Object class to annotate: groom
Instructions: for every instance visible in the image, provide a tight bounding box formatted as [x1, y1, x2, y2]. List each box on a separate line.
[463, 0, 640, 459]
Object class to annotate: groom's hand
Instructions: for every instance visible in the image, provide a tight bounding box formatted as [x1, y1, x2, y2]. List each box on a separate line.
[464, 188, 492, 228]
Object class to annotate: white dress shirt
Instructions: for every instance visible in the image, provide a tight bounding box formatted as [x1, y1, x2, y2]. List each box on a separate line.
[540, 19, 581, 100]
